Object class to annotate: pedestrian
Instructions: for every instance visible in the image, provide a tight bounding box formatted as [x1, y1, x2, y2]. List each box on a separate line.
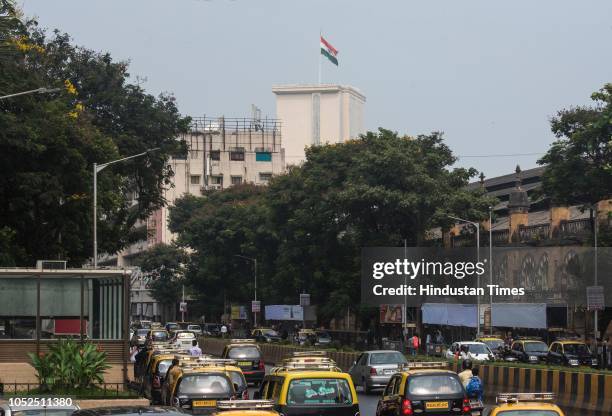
[220, 324, 228, 338]
[161, 358, 180, 404]
[425, 333, 432, 355]
[134, 342, 152, 381]
[458, 359, 473, 387]
[411, 333, 420, 357]
[189, 339, 202, 356]
[466, 367, 484, 402]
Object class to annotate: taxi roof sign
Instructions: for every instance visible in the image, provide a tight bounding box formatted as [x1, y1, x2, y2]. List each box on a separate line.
[398, 361, 448, 370]
[230, 338, 256, 343]
[271, 362, 341, 373]
[290, 351, 328, 357]
[496, 392, 555, 404]
[217, 400, 274, 410]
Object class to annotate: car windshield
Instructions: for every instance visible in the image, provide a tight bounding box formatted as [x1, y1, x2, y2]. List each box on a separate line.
[370, 352, 407, 365]
[287, 378, 353, 405]
[229, 371, 247, 390]
[466, 344, 489, 354]
[227, 346, 260, 359]
[177, 374, 232, 395]
[151, 331, 168, 341]
[484, 339, 504, 350]
[564, 343, 590, 355]
[407, 375, 463, 395]
[177, 332, 195, 339]
[317, 332, 331, 338]
[157, 359, 173, 376]
[14, 411, 75, 416]
[137, 329, 149, 336]
[263, 329, 279, 336]
[497, 411, 560, 416]
[188, 325, 201, 331]
[524, 342, 548, 353]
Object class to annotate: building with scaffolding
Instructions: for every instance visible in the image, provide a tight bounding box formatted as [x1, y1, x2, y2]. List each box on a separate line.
[99, 116, 285, 321]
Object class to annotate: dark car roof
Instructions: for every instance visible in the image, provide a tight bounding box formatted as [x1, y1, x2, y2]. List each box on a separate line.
[73, 406, 186, 416]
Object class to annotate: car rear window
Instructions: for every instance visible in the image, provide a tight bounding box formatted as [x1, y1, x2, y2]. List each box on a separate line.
[229, 371, 247, 390]
[407, 374, 463, 395]
[524, 342, 548, 353]
[227, 346, 260, 359]
[370, 352, 407, 365]
[151, 331, 168, 341]
[156, 359, 173, 376]
[464, 344, 489, 354]
[188, 325, 201, 331]
[137, 329, 149, 336]
[287, 378, 353, 405]
[177, 374, 232, 395]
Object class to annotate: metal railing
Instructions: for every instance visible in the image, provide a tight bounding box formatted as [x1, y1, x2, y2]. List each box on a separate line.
[517, 223, 550, 242]
[558, 218, 592, 239]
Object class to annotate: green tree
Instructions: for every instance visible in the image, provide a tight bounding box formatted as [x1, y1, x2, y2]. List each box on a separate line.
[0, 3, 189, 266]
[538, 84, 612, 206]
[137, 244, 189, 310]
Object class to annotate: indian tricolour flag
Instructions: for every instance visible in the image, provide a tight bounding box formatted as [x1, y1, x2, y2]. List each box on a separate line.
[320, 35, 338, 66]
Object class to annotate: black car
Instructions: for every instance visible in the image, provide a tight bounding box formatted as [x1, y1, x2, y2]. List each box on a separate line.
[73, 407, 187, 416]
[548, 340, 598, 367]
[509, 340, 549, 363]
[171, 372, 236, 415]
[221, 343, 265, 385]
[376, 370, 470, 416]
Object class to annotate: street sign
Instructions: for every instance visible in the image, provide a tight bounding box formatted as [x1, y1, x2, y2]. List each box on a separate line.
[299, 293, 310, 306]
[587, 286, 605, 311]
[179, 302, 187, 312]
[252, 300, 261, 313]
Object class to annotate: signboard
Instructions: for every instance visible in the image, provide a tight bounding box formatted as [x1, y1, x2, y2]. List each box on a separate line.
[252, 300, 261, 313]
[265, 305, 303, 320]
[231, 305, 248, 320]
[179, 302, 187, 312]
[299, 293, 310, 306]
[587, 286, 605, 311]
[380, 304, 404, 324]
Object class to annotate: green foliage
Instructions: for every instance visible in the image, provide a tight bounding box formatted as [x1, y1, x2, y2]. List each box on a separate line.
[28, 339, 111, 391]
[170, 129, 495, 323]
[137, 243, 189, 307]
[0, 5, 189, 266]
[539, 83, 612, 206]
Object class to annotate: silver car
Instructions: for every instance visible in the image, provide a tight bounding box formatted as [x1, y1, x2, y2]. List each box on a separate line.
[0, 401, 79, 416]
[348, 350, 407, 393]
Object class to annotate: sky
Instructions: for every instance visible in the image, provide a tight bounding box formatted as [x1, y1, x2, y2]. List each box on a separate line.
[19, 0, 612, 177]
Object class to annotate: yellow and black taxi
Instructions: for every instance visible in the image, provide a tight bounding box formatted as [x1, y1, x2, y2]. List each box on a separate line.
[509, 338, 549, 364]
[547, 339, 597, 367]
[489, 392, 565, 416]
[167, 362, 239, 414]
[143, 350, 179, 404]
[375, 362, 470, 416]
[221, 339, 265, 385]
[212, 400, 279, 416]
[255, 360, 359, 416]
[474, 336, 505, 354]
[197, 357, 250, 400]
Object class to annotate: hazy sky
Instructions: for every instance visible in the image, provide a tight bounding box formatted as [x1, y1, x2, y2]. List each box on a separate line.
[20, 0, 612, 177]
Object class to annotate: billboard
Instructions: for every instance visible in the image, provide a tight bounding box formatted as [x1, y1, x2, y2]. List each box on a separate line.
[265, 305, 303, 321]
[380, 304, 404, 323]
[231, 305, 247, 320]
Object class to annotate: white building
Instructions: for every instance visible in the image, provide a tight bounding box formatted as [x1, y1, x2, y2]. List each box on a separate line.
[272, 84, 366, 165]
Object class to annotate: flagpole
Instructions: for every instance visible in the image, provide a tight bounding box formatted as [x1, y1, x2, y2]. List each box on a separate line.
[318, 30, 322, 85]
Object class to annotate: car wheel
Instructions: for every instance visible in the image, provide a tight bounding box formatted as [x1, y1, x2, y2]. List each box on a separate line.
[362, 378, 371, 394]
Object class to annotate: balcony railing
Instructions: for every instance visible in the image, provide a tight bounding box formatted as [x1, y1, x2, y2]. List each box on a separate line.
[558, 218, 592, 239]
[517, 223, 551, 243]
[451, 229, 510, 247]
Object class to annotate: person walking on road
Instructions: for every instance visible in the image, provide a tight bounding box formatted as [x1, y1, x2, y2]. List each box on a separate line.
[189, 339, 202, 356]
[410, 333, 420, 357]
[220, 324, 228, 338]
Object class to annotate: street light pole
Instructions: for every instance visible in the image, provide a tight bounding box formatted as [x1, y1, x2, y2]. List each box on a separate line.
[93, 148, 159, 268]
[0, 87, 61, 100]
[449, 215, 481, 336]
[489, 206, 493, 336]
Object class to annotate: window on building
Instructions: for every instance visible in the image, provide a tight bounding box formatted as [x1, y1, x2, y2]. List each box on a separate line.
[190, 175, 201, 185]
[190, 150, 199, 159]
[210, 150, 221, 161]
[231, 176, 243, 185]
[259, 173, 272, 182]
[210, 176, 223, 185]
[256, 151, 272, 162]
[230, 148, 245, 161]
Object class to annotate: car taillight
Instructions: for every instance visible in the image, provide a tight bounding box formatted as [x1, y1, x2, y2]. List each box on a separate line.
[242, 389, 249, 399]
[152, 375, 160, 388]
[370, 367, 377, 375]
[402, 398, 412, 415]
[258, 360, 265, 370]
[462, 398, 471, 414]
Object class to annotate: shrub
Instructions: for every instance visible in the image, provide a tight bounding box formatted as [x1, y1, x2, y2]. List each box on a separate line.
[28, 339, 111, 391]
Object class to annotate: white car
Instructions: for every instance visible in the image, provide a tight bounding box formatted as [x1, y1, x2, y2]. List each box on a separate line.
[187, 324, 203, 335]
[171, 330, 196, 348]
[446, 341, 494, 361]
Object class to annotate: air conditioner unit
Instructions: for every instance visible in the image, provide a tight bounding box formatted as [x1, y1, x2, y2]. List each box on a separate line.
[36, 260, 67, 270]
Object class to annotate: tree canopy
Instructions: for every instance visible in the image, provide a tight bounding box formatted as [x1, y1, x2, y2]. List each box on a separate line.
[0, 1, 189, 266]
[136, 243, 189, 308]
[170, 129, 495, 322]
[539, 83, 612, 206]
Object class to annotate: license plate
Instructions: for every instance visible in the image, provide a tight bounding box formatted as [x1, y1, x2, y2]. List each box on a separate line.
[193, 400, 216, 407]
[238, 361, 252, 366]
[384, 369, 395, 374]
[425, 401, 449, 410]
